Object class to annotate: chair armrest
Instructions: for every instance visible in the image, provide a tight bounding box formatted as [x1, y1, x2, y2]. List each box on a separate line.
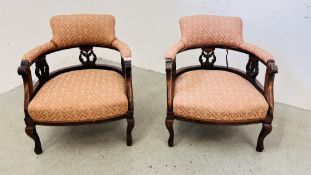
[164, 41, 183, 112]
[164, 41, 184, 59]
[239, 42, 274, 64]
[264, 60, 278, 120]
[123, 59, 133, 111]
[17, 60, 34, 112]
[166, 58, 176, 113]
[112, 39, 131, 59]
[22, 42, 56, 64]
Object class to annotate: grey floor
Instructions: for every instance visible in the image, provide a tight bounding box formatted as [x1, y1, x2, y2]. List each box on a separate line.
[0, 60, 310, 175]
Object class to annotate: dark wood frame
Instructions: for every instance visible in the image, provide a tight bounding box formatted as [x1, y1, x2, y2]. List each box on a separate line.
[18, 45, 134, 154]
[165, 47, 278, 152]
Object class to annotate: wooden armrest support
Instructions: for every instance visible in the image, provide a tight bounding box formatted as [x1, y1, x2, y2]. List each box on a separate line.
[123, 58, 134, 111]
[166, 58, 176, 113]
[264, 60, 278, 118]
[17, 60, 34, 111]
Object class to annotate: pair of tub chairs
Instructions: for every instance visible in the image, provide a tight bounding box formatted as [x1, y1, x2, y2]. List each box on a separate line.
[18, 14, 277, 154]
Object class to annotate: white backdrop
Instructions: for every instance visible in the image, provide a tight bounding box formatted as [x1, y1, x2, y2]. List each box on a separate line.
[0, 0, 310, 110]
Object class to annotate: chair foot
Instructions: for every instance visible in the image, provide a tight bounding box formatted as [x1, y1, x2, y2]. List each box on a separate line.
[256, 123, 272, 152]
[165, 117, 174, 147]
[126, 117, 134, 146]
[25, 125, 42, 154]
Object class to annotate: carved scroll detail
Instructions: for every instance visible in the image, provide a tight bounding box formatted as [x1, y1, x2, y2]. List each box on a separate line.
[35, 56, 49, 82]
[199, 48, 216, 68]
[79, 46, 97, 66]
[246, 56, 259, 79]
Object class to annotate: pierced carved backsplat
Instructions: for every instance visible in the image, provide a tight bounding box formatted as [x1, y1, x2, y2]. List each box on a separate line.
[79, 46, 97, 66]
[35, 56, 49, 82]
[246, 56, 259, 79]
[199, 48, 216, 68]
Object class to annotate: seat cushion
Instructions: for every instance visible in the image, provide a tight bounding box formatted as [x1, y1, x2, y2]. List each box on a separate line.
[173, 70, 268, 122]
[28, 69, 128, 123]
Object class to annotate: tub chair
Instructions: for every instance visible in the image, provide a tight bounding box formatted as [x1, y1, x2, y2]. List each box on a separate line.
[17, 14, 134, 154]
[165, 15, 278, 152]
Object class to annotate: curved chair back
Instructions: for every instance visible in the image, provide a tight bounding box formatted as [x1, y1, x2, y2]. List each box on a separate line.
[22, 14, 131, 65]
[179, 15, 243, 49]
[165, 15, 273, 64]
[50, 14, 116, 48]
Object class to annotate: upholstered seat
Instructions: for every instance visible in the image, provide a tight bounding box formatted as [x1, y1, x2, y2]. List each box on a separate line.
[173, 70, 268, 122]
[28, 69, 128, 123]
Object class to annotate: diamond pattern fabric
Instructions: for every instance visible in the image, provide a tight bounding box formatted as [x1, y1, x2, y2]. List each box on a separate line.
[180, 15, 243, 49]
[239, 42, 273, 63]
[22, 42, 57, 63]
[50, 14, 116, 48]
[28, 69, 128, 123]
[165, 15, 274, 63]
[22, 14, 131, 63]
[173, 70, 268, 122]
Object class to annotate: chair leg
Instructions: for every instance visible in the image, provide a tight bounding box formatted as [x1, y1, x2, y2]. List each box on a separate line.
[126, 113, 134, 146]
[256, 123, 272, 152]
[165, 116, 174, 147]
[25, 124, 42, 154]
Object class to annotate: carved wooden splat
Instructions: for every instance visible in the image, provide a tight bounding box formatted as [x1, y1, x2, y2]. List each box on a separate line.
[246, 55, 259, 79]
[199, 48, 216, 68]
[79, 46, 97, 66]
[35, 56, 49, 82]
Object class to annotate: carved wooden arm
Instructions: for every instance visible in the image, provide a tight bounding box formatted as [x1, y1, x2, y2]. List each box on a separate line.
[122, 58, 134, 111]
[263, 60, 278, 120]
[17, 60, 34, 112]
[18, 43, 54, 114]
[165, 58, 176, 113]
[116, 39, 133, 111]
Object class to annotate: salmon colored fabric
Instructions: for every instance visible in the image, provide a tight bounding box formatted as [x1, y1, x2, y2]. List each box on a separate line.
[28, 69, 128, 123]
[173, 70, 268, 122]
[165, 15, 273, 63]
[22, 14, 131, 63]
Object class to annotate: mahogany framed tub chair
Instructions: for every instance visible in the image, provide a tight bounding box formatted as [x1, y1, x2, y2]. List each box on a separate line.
[17, 14, 134, 154]
[164, 15, 278, 152]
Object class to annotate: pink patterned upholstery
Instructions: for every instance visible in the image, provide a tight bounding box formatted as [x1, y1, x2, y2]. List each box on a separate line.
[112, 39, 132, 58]
[164, 41, 184, 60]
[22, 42, 57, 63]
[180, 15, 243, 49]
[173, 70, 269, 122]
[50, 14, 116, 48]
[22, 14, 131, 63]
[28, 69, 128, 123]
[165, 15, 273, 63]
[239, 42, 273, 63]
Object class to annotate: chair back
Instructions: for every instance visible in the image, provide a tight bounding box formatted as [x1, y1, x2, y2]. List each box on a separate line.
[179, 15, 244, 49]
[50, 14, 116, 48]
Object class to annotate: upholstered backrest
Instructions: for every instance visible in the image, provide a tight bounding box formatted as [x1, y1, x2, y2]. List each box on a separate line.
[50, 14, 116, 48]
[179, 15, 244, 49]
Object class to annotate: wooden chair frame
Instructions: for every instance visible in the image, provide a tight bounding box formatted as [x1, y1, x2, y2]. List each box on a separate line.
[165, 46, 278, 152]
[18, 45, 134, 154]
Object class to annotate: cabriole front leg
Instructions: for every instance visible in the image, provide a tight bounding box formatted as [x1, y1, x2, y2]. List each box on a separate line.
[257, 60, 277, 152]
[165, 58, 175, 147]
[256, 122, 272, 152]
[165, 114, 174, 147]
[126, 111, 134, 146]
[24, 117, 42, 154]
